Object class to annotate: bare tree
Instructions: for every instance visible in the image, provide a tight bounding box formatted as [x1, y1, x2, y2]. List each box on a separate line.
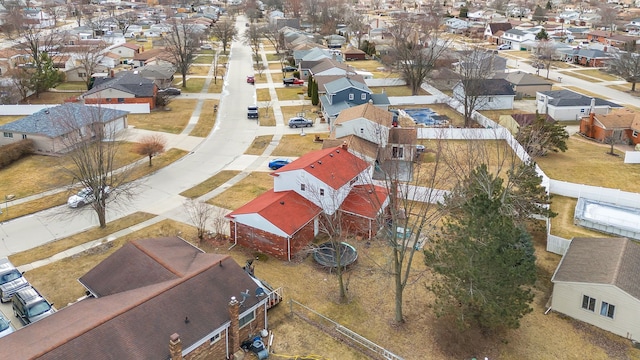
[211, 207, 230, 240]
[184, 199, 214, 244]
[211, 19, 238, 54]
[164, 18, 202, 88]
[114, 11, 138, 37]
[607, 46, 640, 91]
[261, 24, 284, 55]
[390, 13, 452, 95]
[597, 3, 619, 36]
[75, 43, 108, 90]
[133, 134, 167, 166]
[604, 128, 626, 156]
[244, 23, 262, 67]
[57, 104, 136, 228]
[535, 39, 555, 79]
[452, 47, 501, 127]
[345, 11, 369, 50]
[6, 69, 31, 102]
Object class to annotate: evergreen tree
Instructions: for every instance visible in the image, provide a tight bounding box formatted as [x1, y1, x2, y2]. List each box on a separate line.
[311, 81, 319, 105]
[533, 6, 546, 25]
[536, 28, 549, 40]
[459, 6, 468, 18]
[545, 0, 552, 10]
[425, 165, 538, 333]
[516, 113, 569, 157]
[29, 53, 64, 96]
[307, 75, 313, 98]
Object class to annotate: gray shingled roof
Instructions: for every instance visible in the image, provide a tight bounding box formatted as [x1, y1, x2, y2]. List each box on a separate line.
[0, 103, 128, 138]
[539, 89, 622, 108]
[461, 78, 515, 96]
[324, 77, 371, 94]
[552, 237, 640, 300]
[84, 71, 155, 97]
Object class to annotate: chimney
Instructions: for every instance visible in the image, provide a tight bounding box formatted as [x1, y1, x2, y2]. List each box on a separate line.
[110, 69, 115, 78]
[169, 333, 183, 360]
[341, 141, 348, 150]
[589, 97, 596, 114]
[228, 297, 240, 353]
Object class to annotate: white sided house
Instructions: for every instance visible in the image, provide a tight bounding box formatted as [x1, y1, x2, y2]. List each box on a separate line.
[537, 90, 622, 121]
[550, 237, 640, 342]
[0, 103, 128, 155]
[331, 102, 394, 149]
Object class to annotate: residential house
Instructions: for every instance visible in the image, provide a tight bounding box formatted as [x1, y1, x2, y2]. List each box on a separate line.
[132, 47, 174, 67]
[551, 237, 640, 342]
[0, 236, 276, 359]
[99, 52, 121, 69]
[325, 34, 346, 48]
[134, 64, 176, 89]
[0, 103, 128, 154]
[446, 18, 469, 34]
[499, 71, 553, 97]
[565, 27, 591, 42]
[227, 145, 388, 260]
[624, 18, 640, 35]
[501, 28, 537, 50]
[605, 34, 638, 49]
[299, 53, 344, 79]
[82, 71, 157, 110]
[484, 22, 513, 44]
[559, 48, 613, 67]
[580, 108, 640, 145]
[109, 42, 141, 59]
[456, 50, 507, 75]
[343, 47, 367, 61]
[319, 76, 390, 123]
[429, 68, 461, 91]
[537, 90, 622, 121]
[453, 78, 516, 110]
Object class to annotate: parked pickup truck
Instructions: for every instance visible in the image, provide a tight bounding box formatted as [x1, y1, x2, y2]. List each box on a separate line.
[283, 78, 304, 86]
[247, 105, 259, 119]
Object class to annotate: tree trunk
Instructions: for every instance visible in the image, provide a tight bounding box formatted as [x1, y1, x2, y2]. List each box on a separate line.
[148, 154, 153, 166]
[97, 202, 107, 228]
[632, 81, 637, 92]
[336, 244, 347, 302]
[181, 73, 187, 88]
[394, 248, 404, 323]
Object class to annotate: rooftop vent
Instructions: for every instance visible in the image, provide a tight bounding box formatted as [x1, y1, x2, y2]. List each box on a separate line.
[280, 201, 284, 205]
[310, 164, 315, 168]
[329, 154, 333, 157]
[318, 160, 322, 164]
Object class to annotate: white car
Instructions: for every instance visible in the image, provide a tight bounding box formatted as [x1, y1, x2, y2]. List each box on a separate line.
[497, 44, 511, 50]
[0, 312, 14, 338]
[67, 186, 111, 208]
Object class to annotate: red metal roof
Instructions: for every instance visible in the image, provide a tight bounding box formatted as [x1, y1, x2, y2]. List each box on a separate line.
[227, 189, 321, 236]
[272, 146, 369, 190]
[340, 184, 388, 219]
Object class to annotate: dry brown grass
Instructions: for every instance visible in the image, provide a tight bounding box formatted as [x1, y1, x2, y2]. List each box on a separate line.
[0, 116, 23, 125]
[256, 88, 271, 102]
[549, 196, 610, 239]
[179, 170, 241, 198]
[207, 172, 272, 210]
[208, 76, 224, 93]
[259, 108, 276, 126]
[188, 66, 211, 75]
[272, 134, 326, 157]
[536, 136, 640, 193]
[245, 135, 273, 155]
[565, 72, 603, 83]
[479, 108, 529, 122]
[572, 69, 620, 81]
[369, 86, 429, 96]
[275, 86, 307, 101]
[347, 59, 386, 72]
[128, 100, 197, 133]
[23, 92, 82, 104]
[190, 99, 217, 137]
[280, 105, 319, 122]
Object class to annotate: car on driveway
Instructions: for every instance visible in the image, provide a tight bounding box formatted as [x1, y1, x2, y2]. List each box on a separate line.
[0, 258, 29, 303]
[67, 186, 111, 208]
[0, 312, 14, 338]
[247, 76, 255, 84]
[283, 77, 304, 86]
[268, 158, 291, 170]
[288, 116, 313, 128]
[497, 44, 511, 50]
[200, 44, 213, 50]
[159, 87, 181, 95]
[532, 62, 545, 69]
[282, 66, 297, 72]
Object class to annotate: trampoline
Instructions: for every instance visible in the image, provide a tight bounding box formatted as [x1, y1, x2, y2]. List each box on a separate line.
[403, 108, 449, 126]
[313, 242, 358, 268]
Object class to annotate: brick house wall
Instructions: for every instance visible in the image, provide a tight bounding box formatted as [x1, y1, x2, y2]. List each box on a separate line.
[84, 96, 156, 110]
[580, 118, 640, 145]
[341, 212, 378, 240]
[230, 220, 316, 260]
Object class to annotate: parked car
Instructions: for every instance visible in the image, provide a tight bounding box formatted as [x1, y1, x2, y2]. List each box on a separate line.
[247, 76, 255, 84]
[268, 158, 291, 170]
[247, 105, 259, 119]
[12, 286, 55, 325]
[532, 62, 545, 69]
[200, 44, 213, 50]
[288, 116, 313, 128]
[159, 87, 181, 95]
[0, 312, 14, 339]
[282, 66, 297, 72]
[0, 258, 29, 303]
[497, 44, 511, 50]
[416, 144, 426, 153]
[283, 78, 304, 86]
[67, 186, 112, 208]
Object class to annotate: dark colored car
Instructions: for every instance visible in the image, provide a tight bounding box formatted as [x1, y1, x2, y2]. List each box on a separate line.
[247, 105, 259, 119]
[268, 158, 291, 170]
[247, 76, 255, 84]
[288, 116, 313, 128]
[159, 87, 181, 95]
[282, 66, 297, 72]
[283, 78, 304, 86]
[532, 62, 545, 69]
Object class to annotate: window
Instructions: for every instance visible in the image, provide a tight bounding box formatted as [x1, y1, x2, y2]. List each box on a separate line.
[392, 146, 404, 159]
[320, 189, 325, 196]
[117, 98, 125, 103]
[581, 295, 596, 312]
[348, 93, 354, 100]
[22, 134, 27, 139]
[209, 332, 221, 344]
[239, 311, 255, 328]
[600, 302, 615, 318]
[580, 108, 586, 113]
[300, 184, 305, 191]
[488, 97, 493, 102]
[3, 132, 13, 138]
[79, 72, 86, 78]
[633, 130, 638, 138]
[361, 93, 366, 100]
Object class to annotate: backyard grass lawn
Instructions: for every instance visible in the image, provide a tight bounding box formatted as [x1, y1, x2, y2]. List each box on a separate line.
[190, 99, 217, 137]
[179, 170, 241, 198]
[280, 105, 318, 122]
[193, 55, 214, 65]
[19, 209, 640, 359]
[536, 136, 640, 193]
[23, 91, 82, 104]
[54, 82, 87, 91]
[128, 100, 197, 133]
[208, 172, 273, 210]
[259, 108, 275, 126]
[245, 135, 273, 155]
[0, 115, 24, 125]
[275, 86, 307, 101]
[479, 109, 528, 122]
[549, 195, 609, 239]
[369, 86, 429, 96]
[256, 88, 271, 101]
[271, 134, 325, 157]
[347, 59, 385, 72]
[572, 69, 620, 81]
[188, 65, 211, 75]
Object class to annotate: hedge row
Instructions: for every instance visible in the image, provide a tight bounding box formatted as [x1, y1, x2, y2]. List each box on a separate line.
[0, 139, 34, 169]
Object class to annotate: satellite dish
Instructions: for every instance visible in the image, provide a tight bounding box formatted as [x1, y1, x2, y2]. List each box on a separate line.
[255, 287, 265, 297]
